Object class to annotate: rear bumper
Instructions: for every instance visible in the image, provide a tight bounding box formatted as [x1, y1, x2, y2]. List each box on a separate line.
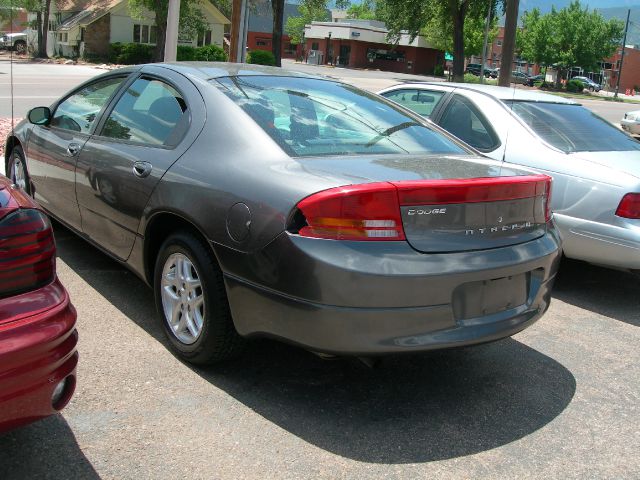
[220, 227, 561, 355]
[554, 213, 640, 270]
[0, 279, 78, 433]
[621, 119, 640, 135]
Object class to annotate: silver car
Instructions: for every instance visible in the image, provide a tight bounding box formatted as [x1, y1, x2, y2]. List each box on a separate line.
[4, 64, 560, 364]
[379, 83, 640, 272]
[621, 110, 640, 135]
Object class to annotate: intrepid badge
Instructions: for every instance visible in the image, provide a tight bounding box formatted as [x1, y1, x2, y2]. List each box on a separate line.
[465, 221, 533, 235]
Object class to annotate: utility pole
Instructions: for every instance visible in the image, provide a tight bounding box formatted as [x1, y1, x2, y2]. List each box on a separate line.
[164, 0, 180, 61]
[498, 0, 519, 87]
[479, 1, 493, 84]
[230, 0, 249, 63]
[614, 9, 631, 99]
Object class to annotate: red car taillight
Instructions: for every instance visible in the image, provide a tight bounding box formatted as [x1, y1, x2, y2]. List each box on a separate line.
[293, 175, 552, 241]
[616, 193, 640, 219]
[0, 209, 56, 298]
[296, 182, 405, 240]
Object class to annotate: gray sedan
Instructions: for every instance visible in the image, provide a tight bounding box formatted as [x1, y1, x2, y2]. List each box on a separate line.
[4, 64, 560, 364]
[379, 83, 640, 272]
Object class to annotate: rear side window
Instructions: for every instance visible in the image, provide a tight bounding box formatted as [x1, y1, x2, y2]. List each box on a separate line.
[438, 95, 500, 152]
[100, 77, 189, 146]
[508, 101, 640, 153]
[213, 76, 466, 158]
[381, 89, 445, 117]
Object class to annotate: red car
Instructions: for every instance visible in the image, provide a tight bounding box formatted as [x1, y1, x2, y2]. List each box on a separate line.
[0, 174, 77, 433]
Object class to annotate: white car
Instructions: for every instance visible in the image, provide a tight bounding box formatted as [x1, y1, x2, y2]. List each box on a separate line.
[621, 110, 640, 135]
[0, 32, 27, 53]
[379, 82, 640, 272]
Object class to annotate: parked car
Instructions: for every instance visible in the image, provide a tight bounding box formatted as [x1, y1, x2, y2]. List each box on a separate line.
[5, 63, 561, 365]
[527, 74, 545, 86]
[511, 71, 530, 85]
[0, 174, 78, 433]
[485, 67, 499, 79]
[379, 82, 640, 272]
[0, 31, 28, 53]
[571, 76, 601, 92]
[621, 110, 640, 135]
[465, 63, 483, 76]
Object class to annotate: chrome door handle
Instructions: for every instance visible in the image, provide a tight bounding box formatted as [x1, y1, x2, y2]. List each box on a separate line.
[67, 142, 80, 156]
[132, 161, 152, 178]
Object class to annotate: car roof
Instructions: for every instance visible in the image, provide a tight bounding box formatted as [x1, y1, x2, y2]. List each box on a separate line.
[387, 82, 578, 104]
[152, 62, 320, 81]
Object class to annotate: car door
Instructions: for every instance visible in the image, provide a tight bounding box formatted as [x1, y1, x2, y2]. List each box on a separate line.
[74, 66, 206, 260]
[25, 75, 127, 230]
[380, 88, 447, 118]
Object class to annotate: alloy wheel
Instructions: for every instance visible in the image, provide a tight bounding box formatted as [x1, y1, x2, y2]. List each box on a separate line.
[160, 253, 205, 345]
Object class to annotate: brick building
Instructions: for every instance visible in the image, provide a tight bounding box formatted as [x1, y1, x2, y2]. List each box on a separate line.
[304, 20, 443, 75]
[246, 2, 308, 59]
[603, 46, 640, 92]
[468, 26, 541, 75]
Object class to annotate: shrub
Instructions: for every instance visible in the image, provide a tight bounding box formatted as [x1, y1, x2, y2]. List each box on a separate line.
[246, 49, 276, 66]
[176, 45, 196, 61]
[566, 79, 584, 93]
[109, 42, 153, 65]
[433, 64, 444, 77]
[463, 73, 481, 83]
[194, 44, 227, 61]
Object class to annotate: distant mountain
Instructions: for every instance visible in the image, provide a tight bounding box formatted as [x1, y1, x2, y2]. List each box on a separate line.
[598, 5, 640, 46]
[519, 0, 639, 13]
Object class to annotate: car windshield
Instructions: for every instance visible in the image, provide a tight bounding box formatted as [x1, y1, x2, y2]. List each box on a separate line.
[213, 76, 467, 157]
[506, 101, 640, 153]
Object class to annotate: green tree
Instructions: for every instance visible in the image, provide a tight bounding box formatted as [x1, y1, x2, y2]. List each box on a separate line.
[378, 0, 503, 82]
[128, 0, 207, 61]
[285, 0, 329, 46]
[519, 1, 624, 87]
[346, 0, 376, 20]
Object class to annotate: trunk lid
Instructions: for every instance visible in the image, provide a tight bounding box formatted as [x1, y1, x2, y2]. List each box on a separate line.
[293, 155, 551, 253]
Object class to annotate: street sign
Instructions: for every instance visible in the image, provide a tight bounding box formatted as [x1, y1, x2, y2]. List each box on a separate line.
[445, 52, 453, 61]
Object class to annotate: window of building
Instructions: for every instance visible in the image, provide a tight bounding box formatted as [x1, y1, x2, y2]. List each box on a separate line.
[496, 40, 502, 47]
[311, 42, 319, 51]
[197, 30, 213, 47]
[366, 48, 405, 62]
[133, 24, 156, 44]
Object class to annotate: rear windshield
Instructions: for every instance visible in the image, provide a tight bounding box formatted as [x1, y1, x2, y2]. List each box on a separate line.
[213, 76, 467, 157]
[507, 101, 640, 153]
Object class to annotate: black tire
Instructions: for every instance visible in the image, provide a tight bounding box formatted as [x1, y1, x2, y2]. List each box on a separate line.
[8, 145, 32, 195]
[13, 40, 26, 54]
[153, 231, 244, 365]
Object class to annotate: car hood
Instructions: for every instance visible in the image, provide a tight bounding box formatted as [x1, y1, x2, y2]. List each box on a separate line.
[2, 32, 26, 39]
[294, 154, 530, 184]
[570, 150, 640, 180]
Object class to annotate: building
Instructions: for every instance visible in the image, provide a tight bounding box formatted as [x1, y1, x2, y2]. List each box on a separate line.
[468, 26, 540, 75]
[0, 8, 28, 36]
[603, 45, 640, 92]
[246, 2, 308, 59]
[27, 0, 228, 58]
[304, 19, 443, 74]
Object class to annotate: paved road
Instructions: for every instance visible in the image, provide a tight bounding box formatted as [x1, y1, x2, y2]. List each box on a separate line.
[1, 58, 634, 126]
[0, 60, 639, 479]
[0, 224, 638, 479]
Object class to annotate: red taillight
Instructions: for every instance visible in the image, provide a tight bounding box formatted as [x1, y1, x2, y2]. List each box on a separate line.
[296, 182, 405, 240]
[0, 209, 56, 298]
[616, 193, 640, 219]
[293, 175, 552, 241]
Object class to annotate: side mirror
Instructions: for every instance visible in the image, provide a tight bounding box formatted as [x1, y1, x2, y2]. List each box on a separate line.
[28, 106, 51, 125]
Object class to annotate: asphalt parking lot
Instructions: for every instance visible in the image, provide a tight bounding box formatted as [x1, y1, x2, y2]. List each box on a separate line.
[0, 223, 638, 479]
[1, 59, 639, 479]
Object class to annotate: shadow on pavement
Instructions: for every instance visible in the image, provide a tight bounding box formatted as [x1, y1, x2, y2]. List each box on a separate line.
[553, 258, 640, 327]
[0, 415, 100, 479]
[55, 223, 576, 464]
